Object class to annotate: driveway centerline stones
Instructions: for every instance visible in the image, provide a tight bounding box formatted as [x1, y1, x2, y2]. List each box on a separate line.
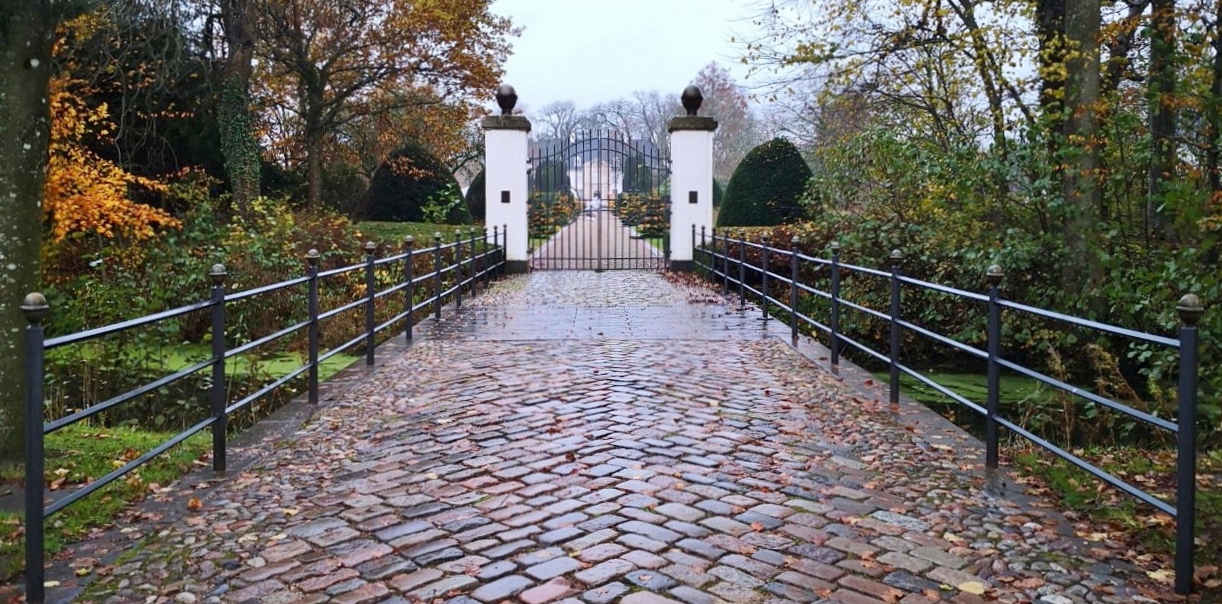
[39, 271, 1178, 604]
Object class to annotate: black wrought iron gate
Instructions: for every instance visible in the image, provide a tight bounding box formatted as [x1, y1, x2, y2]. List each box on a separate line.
[528, 132, 671, 271]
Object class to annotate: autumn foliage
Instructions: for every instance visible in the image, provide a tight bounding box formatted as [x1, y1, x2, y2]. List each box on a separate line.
[44, 14, 179, 242]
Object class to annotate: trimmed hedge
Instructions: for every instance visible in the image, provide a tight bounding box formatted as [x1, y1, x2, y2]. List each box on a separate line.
[365, 142, 467, 223]
[713, 178, 723, 207]
[716, 138, 812, 227]
[466, 169, 486, 222]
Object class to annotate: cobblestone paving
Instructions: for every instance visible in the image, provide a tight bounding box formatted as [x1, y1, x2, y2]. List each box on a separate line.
[40, 272, 1176, 603]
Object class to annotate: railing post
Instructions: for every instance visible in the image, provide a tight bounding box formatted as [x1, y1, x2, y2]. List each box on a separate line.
[502, 224, 508, 276]
[471, 228, 480, 297]
[737, 230, 747, 311]
[434, 232, 443, 320]
[483, 227, 492, 289]
[209, 264, 227, 470]
[364, 241, 376, 366]
[404, 236, 415, 341]
[759, 232, 772, 321]
[985, 265, 1003, 473]
[830, 242, 842, 368]
[1175, 293, 1203, 595]
[307, 250, 320, 404]
[888, 249, 903, 405]
[455, 229, 464, 309]
[791, 236, 800, 344]
[22, 293, 48, 604]
[692, 224, 698, 268]
[720, 229, 729, 297]
[493, 225, 501, 277]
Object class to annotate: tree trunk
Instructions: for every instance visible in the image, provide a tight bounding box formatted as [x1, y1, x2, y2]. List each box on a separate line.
[1209, 5, 1222, 195]
[1146, 0, 1176, 239]
[1062, 0, 1103, 298]
[1037, 0, 1067, 128]
[219, 0, 261, 214]
[306, 128, 323, 208]
[0, 3, 55, 464]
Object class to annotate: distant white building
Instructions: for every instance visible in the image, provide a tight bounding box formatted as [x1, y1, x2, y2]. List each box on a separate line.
[569, 158, 624, 201]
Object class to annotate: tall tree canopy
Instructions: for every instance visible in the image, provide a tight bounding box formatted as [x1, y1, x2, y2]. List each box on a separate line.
[255, 0, 516, 207]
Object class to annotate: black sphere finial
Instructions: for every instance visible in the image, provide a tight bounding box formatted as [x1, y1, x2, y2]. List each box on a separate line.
[681, 85, 703, 116]
[496, 84, 518, 115]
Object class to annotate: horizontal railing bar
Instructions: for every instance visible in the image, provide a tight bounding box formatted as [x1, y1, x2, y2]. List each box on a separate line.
[318, 298, 367, 321]
[317, 262, 366, 279]
[796, 282, 832, 300]
[225, 364, 310, 415]
[897, 275, 990, 302]
[46, 299, 215, 349]
[373, 253, 409, 266]
[838, 298, 890, 322]
[996, 359, 1178, 433]
[795, 311, 830, 335]
[795, 253, 831, 267]
[44, 358, 214, 435]
[994, 415, 1177, 516]
[374, 282, 410, 299]
[896, 362, 988, 416]
[839, 263, 891, 279]
[225, 276, 309, 302]
[226, 319, 311, 359]
[836, 332, 890, 364]
[45, 415, 215, 517]
[375, 311, 410, 335]
[997, 300, 1179, 348]
[897, 319, 988, 359]
[318, 332, 367, 364]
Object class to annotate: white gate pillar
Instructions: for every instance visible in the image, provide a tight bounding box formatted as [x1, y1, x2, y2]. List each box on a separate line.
[667, 86, 718, 271]
[483, 85, 532, 273]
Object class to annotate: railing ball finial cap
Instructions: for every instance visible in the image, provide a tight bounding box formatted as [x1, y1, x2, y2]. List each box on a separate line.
[307, 248, 320, 265]
[434, 232, 443, 241]
[681, 85, 703, 116]
[405, 235, 414, 245]
[889, 249, 903, 267]
[986, 264, 1004, 286]
[210, 263, 227, 285]
[761, 231, 771, 241]
[21, 292, 49, 324]
[496, 84, 518, 115]
[1177, 293, 1204, 326]
[830, 241, 840, 253]
[791, 235, 801, 245]
[364, 241, 377, 253]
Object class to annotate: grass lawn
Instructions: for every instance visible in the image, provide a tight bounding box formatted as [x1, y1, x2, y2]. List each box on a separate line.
[0, 345, 362, 584]
[876, 370, 1222, 588]
[0, 425, 211, 582]
[355, 221, 479, 246]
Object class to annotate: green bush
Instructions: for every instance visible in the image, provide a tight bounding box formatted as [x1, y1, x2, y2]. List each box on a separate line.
[366, 142, 466, 224]
[466, 169, 486, 222]
[717, 138, 812, 227]
[529, 192, 582, 239]
[531, 159, 571, 194]
[622, 154, 654, 194]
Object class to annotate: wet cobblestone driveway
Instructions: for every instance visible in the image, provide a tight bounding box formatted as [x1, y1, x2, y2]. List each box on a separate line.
[40, 271, 1178, 604]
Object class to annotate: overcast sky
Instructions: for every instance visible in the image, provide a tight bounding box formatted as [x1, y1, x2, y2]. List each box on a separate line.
[488, 0, 762, 112]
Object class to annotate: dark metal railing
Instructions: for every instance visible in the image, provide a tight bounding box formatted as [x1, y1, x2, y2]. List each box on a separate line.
[694, 226, 1205, 595]
[19, 226, 507, 603]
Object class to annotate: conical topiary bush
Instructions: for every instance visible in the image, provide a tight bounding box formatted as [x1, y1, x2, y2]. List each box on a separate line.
[716, 138, 812, 227]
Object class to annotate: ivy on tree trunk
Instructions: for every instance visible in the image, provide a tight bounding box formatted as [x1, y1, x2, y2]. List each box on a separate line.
[219, 0, 261, 214]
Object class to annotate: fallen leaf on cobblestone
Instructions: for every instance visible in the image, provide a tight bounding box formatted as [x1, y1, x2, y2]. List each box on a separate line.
[186, 498, 202, 511]
[958, 581, 987, 595]
[1146, 569, 1173, 583]
[1012, 577, 1044, 589]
